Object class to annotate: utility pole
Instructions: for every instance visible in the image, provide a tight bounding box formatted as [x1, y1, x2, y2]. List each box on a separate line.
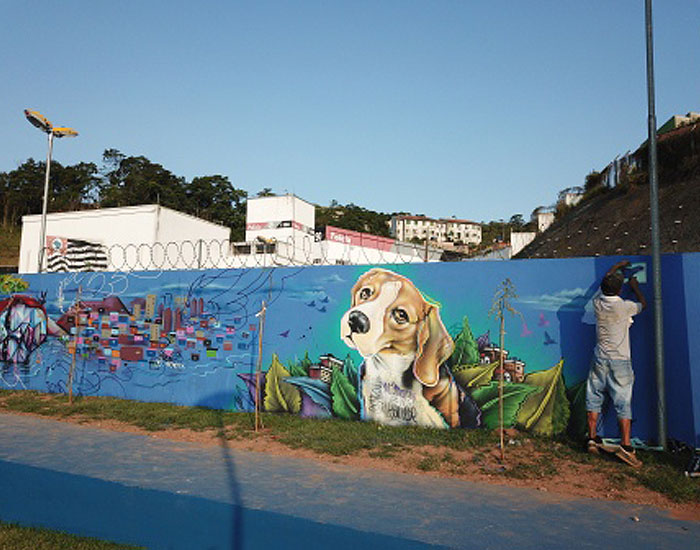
[645, 0, 666, 450]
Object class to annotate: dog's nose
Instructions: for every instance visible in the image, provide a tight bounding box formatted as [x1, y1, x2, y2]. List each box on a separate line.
[348, 311, 370, 334]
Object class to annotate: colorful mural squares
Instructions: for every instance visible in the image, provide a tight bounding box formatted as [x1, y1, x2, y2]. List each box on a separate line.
[1, 254, 699, 445]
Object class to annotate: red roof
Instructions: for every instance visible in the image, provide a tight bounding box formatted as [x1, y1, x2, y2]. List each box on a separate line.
[56, 296, 130, 332]
[0, 295, 46, 314]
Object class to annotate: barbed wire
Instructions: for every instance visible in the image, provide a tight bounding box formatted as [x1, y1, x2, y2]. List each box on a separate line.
[36, 215, 698, 273]
[41, 235, 453, 273]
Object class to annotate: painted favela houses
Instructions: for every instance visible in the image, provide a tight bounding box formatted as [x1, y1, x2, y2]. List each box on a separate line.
[1, 255, 699, 446]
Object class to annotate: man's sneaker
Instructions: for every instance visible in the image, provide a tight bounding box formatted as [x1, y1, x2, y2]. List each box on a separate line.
[587, 436, 603, 454]
[685, 452, 700, 478]
[616, 444, 643, 468]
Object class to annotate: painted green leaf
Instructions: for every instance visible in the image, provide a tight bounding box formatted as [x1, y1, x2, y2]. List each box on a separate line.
[447, 316, 479, 368]
[451, 362, 498, 389]
[264, 354, 301, 413]
[516, 360, 571, 436]
[0, 275, 29, 294]
[287, 357, 307, 377]
[470, 382, 541, 430]
[330, 366, 360, 420]
[343, 354, 359, 388]
[287, 362, 307, 377]
[287, 351, 313, 377]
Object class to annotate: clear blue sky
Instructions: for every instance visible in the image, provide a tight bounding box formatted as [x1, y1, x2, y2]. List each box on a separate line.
[2, 1, 698, 223]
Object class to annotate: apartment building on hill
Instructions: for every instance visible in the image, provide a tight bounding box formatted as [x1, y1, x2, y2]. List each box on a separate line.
[390, 215, 482, 247]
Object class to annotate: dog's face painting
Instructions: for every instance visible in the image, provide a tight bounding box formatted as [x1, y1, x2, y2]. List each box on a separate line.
[341, 269, 428, 357]
[340, 268, 454, 388]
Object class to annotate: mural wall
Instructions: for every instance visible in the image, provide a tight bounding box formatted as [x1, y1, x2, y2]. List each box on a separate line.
[1, 254, 698, 445]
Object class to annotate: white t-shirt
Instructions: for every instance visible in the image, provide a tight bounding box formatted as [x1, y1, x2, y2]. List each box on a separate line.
[593, 292, 643, 360]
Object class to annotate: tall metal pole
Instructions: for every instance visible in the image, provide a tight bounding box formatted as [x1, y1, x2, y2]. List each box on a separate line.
[498, 310, 505, 462]
[254, 300, 267, 432]
[37, 131, 54, 273]
[645, 0, 666, 449]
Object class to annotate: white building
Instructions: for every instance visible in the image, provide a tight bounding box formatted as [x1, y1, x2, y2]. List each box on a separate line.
[318, 226, 441, 264]
[20, 197, 439, 272]
[245, 195, 315, 249]
[509, 231, 536, 257]
[557, 187, 584, 208]
[658, 111, 700, 135]
[390, 215, 481, 247]
[242, 196, 440, 265]
[530, 207, 556, 233]
[19, 205, 230, 273]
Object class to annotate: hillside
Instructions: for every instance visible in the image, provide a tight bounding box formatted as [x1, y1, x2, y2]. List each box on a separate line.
[517, 125, 700, 259]
[0, 228, 20, 270]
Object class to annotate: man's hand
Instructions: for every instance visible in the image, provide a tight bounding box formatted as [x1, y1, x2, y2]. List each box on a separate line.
[628, 276, 647, 310]
[607, 260, 630, 277]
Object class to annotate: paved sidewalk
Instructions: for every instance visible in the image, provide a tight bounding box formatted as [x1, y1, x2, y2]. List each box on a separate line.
[0, 412, 697, 549]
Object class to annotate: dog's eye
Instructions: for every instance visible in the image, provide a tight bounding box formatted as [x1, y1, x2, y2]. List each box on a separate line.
[391, 308, 409, 324]
[359, 287, 373, 301]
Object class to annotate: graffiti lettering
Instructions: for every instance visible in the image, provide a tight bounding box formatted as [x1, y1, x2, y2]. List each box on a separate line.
[367, 380, 418, 423]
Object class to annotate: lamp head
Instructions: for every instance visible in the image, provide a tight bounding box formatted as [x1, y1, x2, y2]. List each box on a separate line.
[24, 109, 53, 133]
[52, 127, 79, 138]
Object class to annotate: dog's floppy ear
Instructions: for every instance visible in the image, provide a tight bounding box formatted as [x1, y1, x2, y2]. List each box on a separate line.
[413, 305, 455, 387]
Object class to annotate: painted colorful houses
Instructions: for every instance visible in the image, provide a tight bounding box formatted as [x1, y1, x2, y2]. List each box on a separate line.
[478, 339, 526, 383]
[308, 354, 344, 384]
[52, 292, 253, 372]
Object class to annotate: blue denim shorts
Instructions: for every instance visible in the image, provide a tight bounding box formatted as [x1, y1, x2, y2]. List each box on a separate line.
[586, 357, 634, 419]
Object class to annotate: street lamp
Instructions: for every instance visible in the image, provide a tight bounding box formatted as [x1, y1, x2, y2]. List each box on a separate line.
[24, 109, 78, 272]
[643, 1, 666, 449]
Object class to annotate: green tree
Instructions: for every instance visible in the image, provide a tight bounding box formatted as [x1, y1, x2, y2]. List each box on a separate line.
[187, 175, 247, 240]
[315, 202, 391, 237]
[98, 150, 187, 208]
[0, 159, 46, 228]
[1, 159, 101, 228]
[584, 170, 602, 191]
[509, 214, 525, 230]
[51, 162, 101, 212]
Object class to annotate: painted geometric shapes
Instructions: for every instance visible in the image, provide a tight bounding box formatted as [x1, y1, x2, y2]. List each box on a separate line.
[120, 346, 144, 362]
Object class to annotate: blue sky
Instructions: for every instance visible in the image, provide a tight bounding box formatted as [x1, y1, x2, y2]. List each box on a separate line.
[2, 1, 698, 223]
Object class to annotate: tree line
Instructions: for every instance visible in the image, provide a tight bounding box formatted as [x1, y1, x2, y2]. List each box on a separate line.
[0, 149, 394, 241]
[0, 149, 250, 241]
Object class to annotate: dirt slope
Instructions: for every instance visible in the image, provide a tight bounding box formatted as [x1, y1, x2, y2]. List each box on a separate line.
[517, 178, 699, 259]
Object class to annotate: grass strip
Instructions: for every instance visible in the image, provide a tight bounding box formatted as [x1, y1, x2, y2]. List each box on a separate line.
[1, 389, 698, 504]
[0, 520, 142, 550]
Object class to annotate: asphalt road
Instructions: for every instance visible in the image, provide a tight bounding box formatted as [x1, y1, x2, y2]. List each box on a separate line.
[0, 412, 697, 550]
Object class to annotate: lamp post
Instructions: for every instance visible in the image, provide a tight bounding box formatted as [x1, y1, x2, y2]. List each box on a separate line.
[24, 109, 78, 272]
[643, 1, 666, 450]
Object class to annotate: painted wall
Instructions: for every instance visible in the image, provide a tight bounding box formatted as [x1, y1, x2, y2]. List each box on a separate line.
[1, 254, 698, 445]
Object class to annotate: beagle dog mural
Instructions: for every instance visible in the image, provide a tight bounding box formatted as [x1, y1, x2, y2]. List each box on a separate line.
[341, 268, 481, 429]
